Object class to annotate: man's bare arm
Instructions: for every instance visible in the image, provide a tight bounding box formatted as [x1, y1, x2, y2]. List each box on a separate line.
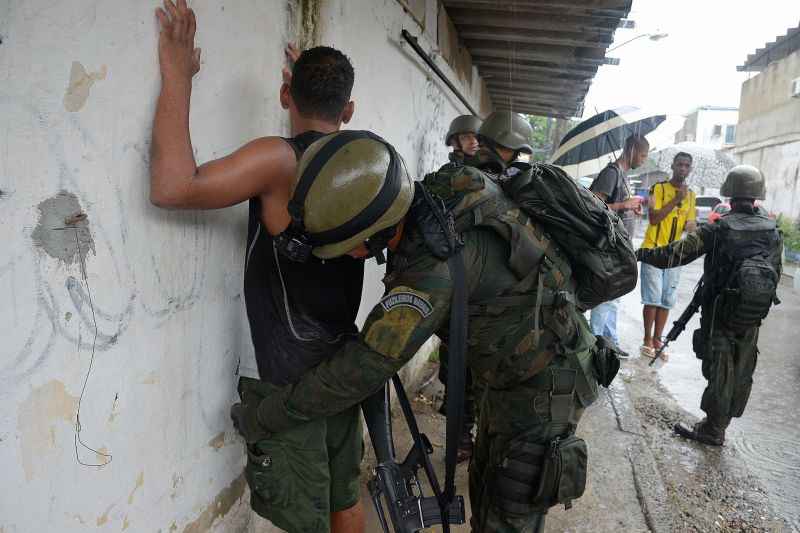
[150, 0, 295, 209]
[595, 192, 640, 212]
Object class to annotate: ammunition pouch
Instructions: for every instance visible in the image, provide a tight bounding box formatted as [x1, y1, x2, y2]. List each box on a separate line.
[591, 336, 622, 387]
[494, 433, 588, 516]
[692, 329, 706, 360]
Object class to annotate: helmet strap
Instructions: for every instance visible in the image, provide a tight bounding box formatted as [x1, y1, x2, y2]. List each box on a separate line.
[365, 225, 398, 265]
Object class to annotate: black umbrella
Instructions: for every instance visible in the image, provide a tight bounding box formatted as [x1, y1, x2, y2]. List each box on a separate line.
[551, 106, 666, 167]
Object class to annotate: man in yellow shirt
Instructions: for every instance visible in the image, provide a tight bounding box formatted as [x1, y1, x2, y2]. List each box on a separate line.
[640, 152, 697, 359]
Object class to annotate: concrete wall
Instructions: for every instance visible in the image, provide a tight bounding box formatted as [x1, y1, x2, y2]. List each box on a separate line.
[734, 50, 800, 218]
[0, 1, 486, 532]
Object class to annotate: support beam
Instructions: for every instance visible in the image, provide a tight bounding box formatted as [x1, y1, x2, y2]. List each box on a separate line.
[456, 25, 613, 49]
[489, 91, 583, 109]
[466, 40, 607, 65]
[473, 56, 598, 77]
[486, 78, 586, 96]
[494, 102, 574, 119]
[443, 0, 631, 15]
[448, 8, 625, 33]
[477, 64, 595, 83]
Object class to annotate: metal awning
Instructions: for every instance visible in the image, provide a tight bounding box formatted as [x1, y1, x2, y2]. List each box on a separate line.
[442, 0, 633, 118]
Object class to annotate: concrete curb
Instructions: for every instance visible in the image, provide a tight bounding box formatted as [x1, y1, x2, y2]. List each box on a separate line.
[607, 380, 675, 533]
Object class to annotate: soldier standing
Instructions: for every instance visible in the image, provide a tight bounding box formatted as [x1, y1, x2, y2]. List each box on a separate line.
[637, 165, 782, 445]
[437, 114, 483, 462]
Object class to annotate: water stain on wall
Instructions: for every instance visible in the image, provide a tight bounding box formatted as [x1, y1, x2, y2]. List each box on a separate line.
[17, 380, 79, 481]
[63, 61, 107, 112]
[127, 471, 144, 504]
[181, 474, 245, 533]
[31, 191, 95, 266]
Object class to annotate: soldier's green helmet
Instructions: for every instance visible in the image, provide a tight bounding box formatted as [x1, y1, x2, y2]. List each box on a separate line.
[445, 115, 482, 146]
[477, 111, 533, 154]
[291, 130, 414, 260]
[720, 164, 766, 200]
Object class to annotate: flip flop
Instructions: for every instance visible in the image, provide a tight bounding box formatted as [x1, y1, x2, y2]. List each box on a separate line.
[640, 345, 655, 359]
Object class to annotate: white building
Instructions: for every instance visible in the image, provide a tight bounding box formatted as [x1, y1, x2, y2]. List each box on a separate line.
[674, 105, 739, 150]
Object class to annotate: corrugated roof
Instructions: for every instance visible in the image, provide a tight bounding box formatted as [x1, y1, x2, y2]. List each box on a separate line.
[738, 23, 800, 72]
[442, 0, 633, 118]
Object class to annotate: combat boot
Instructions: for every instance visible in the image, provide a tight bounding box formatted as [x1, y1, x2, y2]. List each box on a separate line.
[674, 418, 726, 446]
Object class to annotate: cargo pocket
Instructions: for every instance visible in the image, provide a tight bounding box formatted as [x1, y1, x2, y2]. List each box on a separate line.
[245, 440, 291, 510]
[532, 435, 588, 511]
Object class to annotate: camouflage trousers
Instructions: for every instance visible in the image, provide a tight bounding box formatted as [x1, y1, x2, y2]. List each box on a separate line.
[697, 327, 759, 428]
[468, 371, 586, 532]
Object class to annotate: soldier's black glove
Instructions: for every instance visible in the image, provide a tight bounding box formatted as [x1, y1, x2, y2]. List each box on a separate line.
[230, 401, 271, 444]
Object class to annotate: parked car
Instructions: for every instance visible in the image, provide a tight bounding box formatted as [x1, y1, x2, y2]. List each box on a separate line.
[695, 195, 722, 224]
[708, 202, 731, 224]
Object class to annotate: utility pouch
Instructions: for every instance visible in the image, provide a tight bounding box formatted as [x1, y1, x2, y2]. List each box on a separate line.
[532, 435, 588, 511]
[493, 433, 587, 517]
[692, 329, 706, 360]
[591, 336, 622, 387]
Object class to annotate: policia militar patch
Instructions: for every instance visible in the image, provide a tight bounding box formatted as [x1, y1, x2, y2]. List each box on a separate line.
[379, 290, 433, 317]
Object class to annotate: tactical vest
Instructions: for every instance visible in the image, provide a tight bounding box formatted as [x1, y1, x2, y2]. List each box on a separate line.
[423, 165, 598, 409]
[703, 210, 781, 333]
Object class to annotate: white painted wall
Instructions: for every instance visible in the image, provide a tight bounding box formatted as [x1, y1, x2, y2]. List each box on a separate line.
[0, 0, 484, 532]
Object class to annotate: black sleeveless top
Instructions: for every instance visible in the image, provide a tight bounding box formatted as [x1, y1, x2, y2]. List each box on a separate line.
[243, 131, 365, 386]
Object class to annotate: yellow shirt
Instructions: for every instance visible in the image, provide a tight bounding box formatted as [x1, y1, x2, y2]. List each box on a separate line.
[642, 181, 696, 249]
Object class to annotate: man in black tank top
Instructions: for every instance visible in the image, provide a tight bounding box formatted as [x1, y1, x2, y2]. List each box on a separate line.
[151, 4, 365, 531]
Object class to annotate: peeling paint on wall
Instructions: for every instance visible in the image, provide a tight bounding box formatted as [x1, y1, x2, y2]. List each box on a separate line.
[207, 432, 225, 450]
[180, 474, 246, 533]
[17, 380, 79, 481]
[63, 61, 107, 112]
[31, 191, 95, 266]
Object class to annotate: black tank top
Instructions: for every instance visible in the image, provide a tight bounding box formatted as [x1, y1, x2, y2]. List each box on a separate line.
[244, 131, 365, 386]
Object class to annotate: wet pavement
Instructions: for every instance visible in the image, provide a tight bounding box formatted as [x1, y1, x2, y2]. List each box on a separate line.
[614, 241, 800, 530]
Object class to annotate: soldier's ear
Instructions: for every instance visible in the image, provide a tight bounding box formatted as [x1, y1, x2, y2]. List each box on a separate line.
[341, 101, 354, 124]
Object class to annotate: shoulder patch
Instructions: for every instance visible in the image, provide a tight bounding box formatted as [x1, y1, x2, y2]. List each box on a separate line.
[380, 288, 433, 317]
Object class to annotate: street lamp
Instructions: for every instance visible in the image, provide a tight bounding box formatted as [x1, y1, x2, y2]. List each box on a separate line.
[607, 32, 669, 53]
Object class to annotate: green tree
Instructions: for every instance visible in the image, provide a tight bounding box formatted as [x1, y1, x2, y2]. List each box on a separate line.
[525, 115, 580, 162]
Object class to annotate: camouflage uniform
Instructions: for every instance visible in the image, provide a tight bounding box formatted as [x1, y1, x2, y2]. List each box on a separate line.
[258, 164, 600, 532]
[637, 207, 782, 438]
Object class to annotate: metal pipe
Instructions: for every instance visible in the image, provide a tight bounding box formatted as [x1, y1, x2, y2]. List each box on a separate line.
[400, 29, 479, 117]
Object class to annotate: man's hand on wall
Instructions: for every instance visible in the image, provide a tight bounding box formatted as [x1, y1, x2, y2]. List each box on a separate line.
[156, 0, 201, 81]
[281, 43, 301, 86]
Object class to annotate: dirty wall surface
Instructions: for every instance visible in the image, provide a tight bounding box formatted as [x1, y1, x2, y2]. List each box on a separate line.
[0, 0, 483, 531]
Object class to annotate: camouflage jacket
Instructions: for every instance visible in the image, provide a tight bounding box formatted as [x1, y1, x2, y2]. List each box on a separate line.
[258, 171, 597, 433]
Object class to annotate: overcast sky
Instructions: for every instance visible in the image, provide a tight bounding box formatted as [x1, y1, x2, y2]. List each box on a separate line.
[582, 0, 800, 149]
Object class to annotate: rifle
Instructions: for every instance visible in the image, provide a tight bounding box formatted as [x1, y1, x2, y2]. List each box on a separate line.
[650, 281, 704, 367]
[362, 377, 466, 532]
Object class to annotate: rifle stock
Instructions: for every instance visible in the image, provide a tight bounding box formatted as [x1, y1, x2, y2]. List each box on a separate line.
[362, 382, 465, 532]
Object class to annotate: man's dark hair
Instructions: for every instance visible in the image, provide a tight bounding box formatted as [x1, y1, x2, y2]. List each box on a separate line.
[290, 46, 354, 123]
[623, 134, 649, 155]
[673, 151, 693, 164]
